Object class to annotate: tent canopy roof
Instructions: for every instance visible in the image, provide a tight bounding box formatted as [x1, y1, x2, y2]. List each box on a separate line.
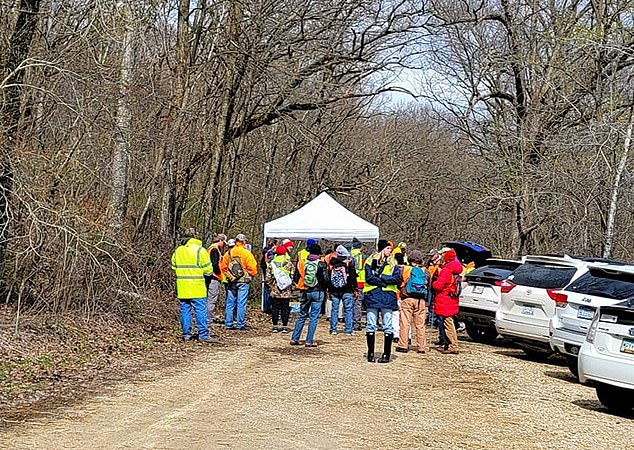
[263, 192, 379, 242]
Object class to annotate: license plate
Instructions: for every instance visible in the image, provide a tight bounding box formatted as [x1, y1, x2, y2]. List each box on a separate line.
[473, 286, 484, 295]
[521, 306, 534, 316]
[621, 339, 634, 354]
[577, 306, 594, 320]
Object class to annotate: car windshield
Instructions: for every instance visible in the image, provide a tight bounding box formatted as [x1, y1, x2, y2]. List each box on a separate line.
[509, 262, 577, 289]
[565, 269, 634, 300]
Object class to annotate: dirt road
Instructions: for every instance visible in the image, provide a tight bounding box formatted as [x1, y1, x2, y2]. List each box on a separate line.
[1, 322, 632, 449]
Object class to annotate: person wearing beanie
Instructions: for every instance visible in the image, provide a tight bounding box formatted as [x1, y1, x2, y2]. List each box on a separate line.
[290, 243, 329, 347]
[431, 249, 463, 354]
[349, 238, 366, 331]
[266, 244, 294, 333]
[220, 233, 258, 330]
[362, 239, 402, 363]
[298, 238, 316, 265]
[327, 245, 358, 336]
[206, 233, 228, 327]
[282, 239, 294, 254]
[396, 250, 429, 354]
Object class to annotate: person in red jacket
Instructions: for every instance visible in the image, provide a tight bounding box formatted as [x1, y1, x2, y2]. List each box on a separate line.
[431, 249, 463, 354]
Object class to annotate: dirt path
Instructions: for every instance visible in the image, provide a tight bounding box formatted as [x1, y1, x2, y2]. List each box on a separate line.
[1, 322, 632, 449]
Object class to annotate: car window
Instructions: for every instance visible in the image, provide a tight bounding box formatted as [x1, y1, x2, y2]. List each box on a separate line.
[508, 262, 577, 289]
[468, 265, 515, 280]
[565, 269, 634, 300]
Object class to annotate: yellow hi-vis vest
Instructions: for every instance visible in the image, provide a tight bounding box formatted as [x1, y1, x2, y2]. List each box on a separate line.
[362, 255, 398, 294]
[351, 248, 365, 285]
[171, 238, 213, 299]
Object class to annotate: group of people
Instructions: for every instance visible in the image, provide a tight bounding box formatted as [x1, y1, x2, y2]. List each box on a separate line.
[171, 229, 467, 363]
[171, 229, 259, 343]
[262, 237, 466, 362]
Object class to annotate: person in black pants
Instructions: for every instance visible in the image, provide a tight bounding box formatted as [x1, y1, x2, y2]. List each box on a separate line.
[267, 245, 295, 333]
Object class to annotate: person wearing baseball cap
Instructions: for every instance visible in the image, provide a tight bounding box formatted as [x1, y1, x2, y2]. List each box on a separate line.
[396, 250, 429, 354]
[220, 233, 258, 330]
[206, 233, 228, 327]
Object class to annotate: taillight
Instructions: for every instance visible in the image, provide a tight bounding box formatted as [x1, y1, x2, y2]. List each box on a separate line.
[500, 280, 516, 294]
[494, 280, 503, 287]
[547, 289, 568, 307]
[586, 310, 600, 343]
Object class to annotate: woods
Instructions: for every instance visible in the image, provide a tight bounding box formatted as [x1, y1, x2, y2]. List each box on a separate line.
[1, 0, 633, 317]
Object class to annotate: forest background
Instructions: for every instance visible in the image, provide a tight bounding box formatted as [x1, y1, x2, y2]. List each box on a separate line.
[1, 0, 634, 320]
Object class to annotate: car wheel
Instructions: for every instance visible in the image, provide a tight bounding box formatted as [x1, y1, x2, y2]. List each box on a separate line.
[565, 355, 579, 380]
[465, 323, 498, 344]
[596, 384, 634, 414]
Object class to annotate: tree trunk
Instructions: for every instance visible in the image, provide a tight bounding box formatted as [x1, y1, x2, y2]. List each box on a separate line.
[109, 6, 134, 231]
[603, 118, 633, 259]
[0, 0, 41, 278]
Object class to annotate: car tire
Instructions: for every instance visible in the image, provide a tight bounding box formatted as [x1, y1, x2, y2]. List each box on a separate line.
[596, 384, 634, 414]
[565, 355, 579, 380]
[465, 323, 498, 344]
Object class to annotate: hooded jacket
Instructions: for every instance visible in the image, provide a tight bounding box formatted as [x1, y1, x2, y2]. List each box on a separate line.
[328, 255, 357, 294]
[431, 256, 463, 317]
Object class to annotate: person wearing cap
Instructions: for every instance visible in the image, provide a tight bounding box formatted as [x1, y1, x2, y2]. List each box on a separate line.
[290, 244, 329, 347]
[396, 250, 429, 354]
[298, 238, 316, 264]
[220, 233, 258, 330]
[363, 239, 401, 363]
[267, 245, 295, 333]
[328, 245, 358, 336]
[206, 233, 227, 326]
[432, 248, 463, 354]
[282, 239, 294, 255]
[170, 228, 217, 343]
[350, 237, 365, 331]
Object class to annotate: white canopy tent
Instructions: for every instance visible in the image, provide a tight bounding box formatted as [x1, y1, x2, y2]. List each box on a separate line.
[263, 192, 379, 244]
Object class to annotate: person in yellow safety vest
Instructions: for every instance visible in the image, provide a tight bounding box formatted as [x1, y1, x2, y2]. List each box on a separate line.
[171, 228, 217, 343]
[363, 239, 401, 363]
[298, 238, 317, 265]
[350, 237, 365, 331]
[393, 241, 408, 265]
[266, 245, 295, 333]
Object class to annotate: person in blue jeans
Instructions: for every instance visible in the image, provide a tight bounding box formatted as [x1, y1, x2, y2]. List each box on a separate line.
[328, 245, 358, 335]
[363, 240, 402, 363]
[225, 282, 250, 329]
[222, 234, 258, 330]
[290, 243, 329, 347]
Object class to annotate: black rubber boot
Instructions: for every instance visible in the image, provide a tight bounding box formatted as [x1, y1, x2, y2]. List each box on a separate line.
[366, 332, 376, 362]
[378, 333, 393, 363]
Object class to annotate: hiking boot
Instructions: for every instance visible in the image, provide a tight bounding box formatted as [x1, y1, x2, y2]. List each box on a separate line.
[199, 336, 219, 344]
[377, 333, 393, 363]
[182, 335, 194, 341]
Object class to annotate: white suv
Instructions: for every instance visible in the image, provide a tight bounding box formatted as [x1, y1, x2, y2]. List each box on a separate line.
[495, 255, 590, 357]
[578, 300, 634, 414]
[550, 263, 634, 378]
[458, 259, 522, 343]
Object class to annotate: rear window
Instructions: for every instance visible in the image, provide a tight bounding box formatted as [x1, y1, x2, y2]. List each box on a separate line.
[509, 262, 577, 289]
[565, 269, 634, 300]
[467, 265, 515, 280]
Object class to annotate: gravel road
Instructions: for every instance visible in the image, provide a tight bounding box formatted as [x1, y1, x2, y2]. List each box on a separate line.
[1, 322, 632, 449]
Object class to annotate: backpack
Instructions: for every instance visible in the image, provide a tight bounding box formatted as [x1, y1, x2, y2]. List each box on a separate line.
[271, 261, 292, 291]
[303, 259, 319, 288]
[225, 249, 244, 282]
[449, 273, 463, 299]
[330, 263, 348, 289]
[405, 266, 427, 298]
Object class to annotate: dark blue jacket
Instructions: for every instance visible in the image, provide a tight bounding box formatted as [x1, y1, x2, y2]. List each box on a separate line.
[364, 262, 401, 310]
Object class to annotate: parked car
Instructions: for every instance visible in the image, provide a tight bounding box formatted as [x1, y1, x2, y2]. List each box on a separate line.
[495, 255, 592, 357]
[550, 263, 634, 378]
[441, 241, 492, 268]
[578, 299, 634, 414]
[458, 259, 522, 343]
